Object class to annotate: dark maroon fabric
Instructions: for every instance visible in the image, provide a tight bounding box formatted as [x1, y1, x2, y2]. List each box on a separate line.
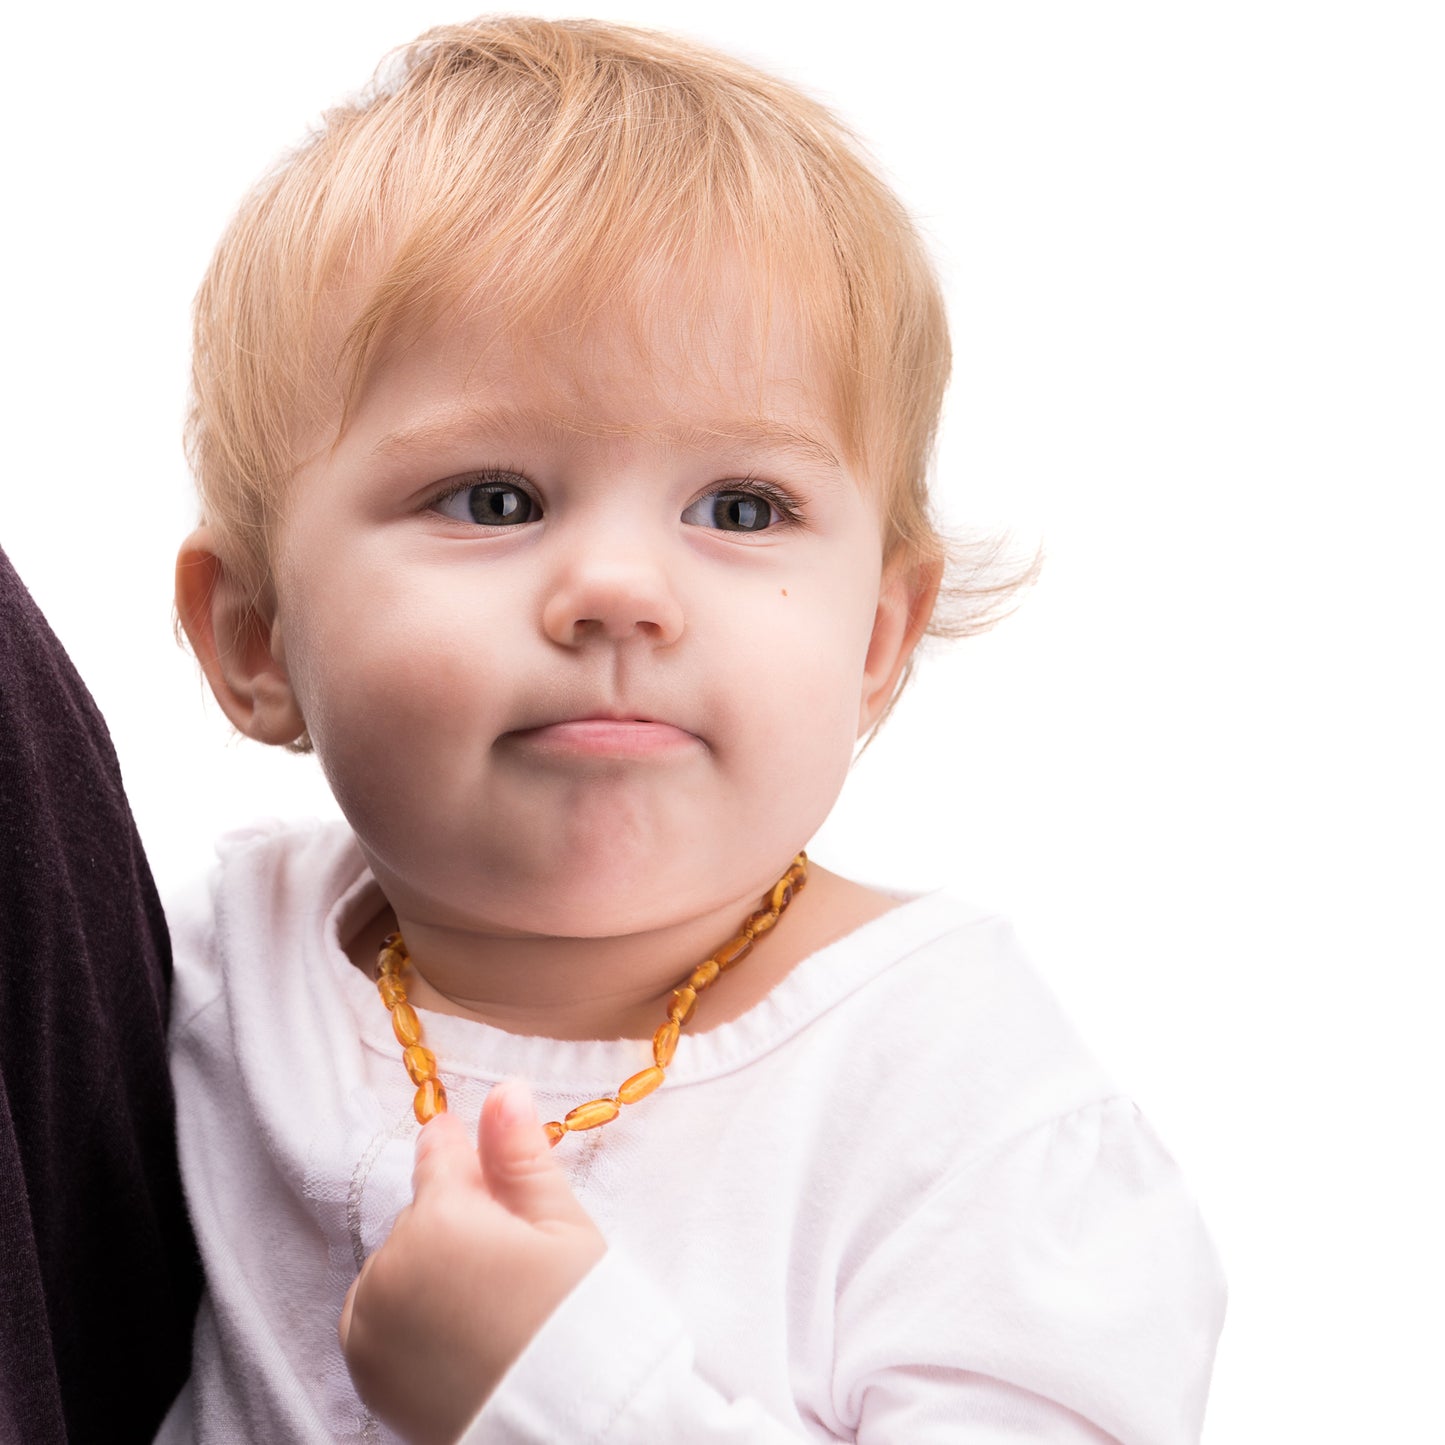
[0, 547, 200, 1443]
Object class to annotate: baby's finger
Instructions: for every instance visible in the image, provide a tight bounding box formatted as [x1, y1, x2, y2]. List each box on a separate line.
[479, 1079, 592, 1227]
[411, 1109, 480, 1197]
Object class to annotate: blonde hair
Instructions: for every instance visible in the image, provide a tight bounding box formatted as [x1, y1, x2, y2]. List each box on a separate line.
[188, 15, 1026, 633]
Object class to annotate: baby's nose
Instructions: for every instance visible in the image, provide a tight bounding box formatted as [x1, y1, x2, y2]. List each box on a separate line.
[540, 544, 684, 647]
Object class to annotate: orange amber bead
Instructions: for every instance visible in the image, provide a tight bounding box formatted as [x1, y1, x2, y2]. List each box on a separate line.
[743, 909, 776, 939]
[715, 933, 754, 969]
[378, 947, 407, 978]
[378, 976, 408, 1009]
[391, 1002, 422, 1048]
[668, 986, 697, 1024]
[787, 860, 808, 890]
[653, 1019, 680, 1067]
[688, 959, 720, 991]
[769, 877, 794, 912]
[544, 1121, 567, 1147]
[619, 1066, 665, 1104]
[565, 1097, 621, 1131]
[413, 1078, 447, 1123]
[401, 1044, 437, 1084]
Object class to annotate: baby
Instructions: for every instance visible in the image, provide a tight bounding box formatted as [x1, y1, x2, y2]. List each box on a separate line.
[164, 16, 1224, 1443]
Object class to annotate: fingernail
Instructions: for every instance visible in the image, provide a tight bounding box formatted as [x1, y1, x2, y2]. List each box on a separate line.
[496, 1079, 534, 1128]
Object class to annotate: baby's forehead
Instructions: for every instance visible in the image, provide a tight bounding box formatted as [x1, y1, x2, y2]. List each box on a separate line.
[337, 280, 854, 463]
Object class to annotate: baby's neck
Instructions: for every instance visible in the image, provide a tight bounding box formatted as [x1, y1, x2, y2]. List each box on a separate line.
[343, 865, 899, 1041]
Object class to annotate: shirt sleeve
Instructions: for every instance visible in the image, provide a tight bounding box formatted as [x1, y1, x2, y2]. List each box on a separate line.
[459, 1249, 808, 1443]
[835, 1097, 1226, 1445]
[462, 1098, 1223, 1444]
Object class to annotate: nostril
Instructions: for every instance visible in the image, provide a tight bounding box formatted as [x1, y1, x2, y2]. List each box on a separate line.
[541, 567, 684, 647]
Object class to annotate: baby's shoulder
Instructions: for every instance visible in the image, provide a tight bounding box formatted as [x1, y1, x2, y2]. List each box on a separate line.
[757, 891, 1148, 1216]
[812, 892, 1115, 1122]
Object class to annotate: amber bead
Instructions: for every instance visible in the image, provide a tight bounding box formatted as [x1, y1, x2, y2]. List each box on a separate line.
[544, 1121, 567, 1147]
[402, 1044, 437, 1084]
[743, 909, 776, 939]
[714, 933, 753, 969]
[391, 1002, 422, 1048]
[769, 877, 794, 913]
[565, 1097, 621, 1131]
[688, 959, 720, 991]
[414, 1078, 447, 1124]
[668, 986, 697, 1024]
[653, 1019, 680, 1067]
[787, 860, 808, 890]
[619, 1066, 665, 1104]
[378, 976, 408, 1009]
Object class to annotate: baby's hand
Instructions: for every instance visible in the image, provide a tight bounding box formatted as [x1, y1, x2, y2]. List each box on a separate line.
[339, 1081, 607, 1445]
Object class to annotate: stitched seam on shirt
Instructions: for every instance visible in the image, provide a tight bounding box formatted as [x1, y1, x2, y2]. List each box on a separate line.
[852, 1092, 1132, 1255]
[347, 1106, 415, 1272]
[830, 1093, 1135, 1394]
[170, 968, 228, 1036]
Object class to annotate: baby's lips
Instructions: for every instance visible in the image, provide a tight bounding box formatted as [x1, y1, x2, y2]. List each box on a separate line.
[504, 715, 701, 759]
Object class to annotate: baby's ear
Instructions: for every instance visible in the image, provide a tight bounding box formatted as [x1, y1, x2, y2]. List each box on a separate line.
[175, 527, 307, 747]
[858, 554, 943, 736]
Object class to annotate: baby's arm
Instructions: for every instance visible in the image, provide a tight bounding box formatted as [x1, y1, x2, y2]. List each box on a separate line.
[342, 1086, 1216, 1444]
[339, 1082, 606, 1444]
[340, 1086, 818, 1444]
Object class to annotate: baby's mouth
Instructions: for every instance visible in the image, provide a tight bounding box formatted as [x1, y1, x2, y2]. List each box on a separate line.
[502, 715, 701, 761]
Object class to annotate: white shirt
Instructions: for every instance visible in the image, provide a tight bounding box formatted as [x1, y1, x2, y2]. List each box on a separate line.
[161, 819, 1224, 1443]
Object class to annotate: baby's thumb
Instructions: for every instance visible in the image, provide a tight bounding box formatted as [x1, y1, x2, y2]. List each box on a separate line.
[480, 1080, 590, 1227]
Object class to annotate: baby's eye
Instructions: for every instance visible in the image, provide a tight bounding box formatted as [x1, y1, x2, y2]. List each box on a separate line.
[432, 476, 540, 527]
[681, 487, 787, 533]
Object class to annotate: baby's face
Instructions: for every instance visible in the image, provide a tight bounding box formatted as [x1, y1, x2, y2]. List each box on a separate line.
[269, 292, 905, 937]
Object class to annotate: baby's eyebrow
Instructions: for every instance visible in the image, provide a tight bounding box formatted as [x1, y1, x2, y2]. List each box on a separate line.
[667, 421, 842, 472]
[368, 406, 558, 459]
[368, 405, 842, 472]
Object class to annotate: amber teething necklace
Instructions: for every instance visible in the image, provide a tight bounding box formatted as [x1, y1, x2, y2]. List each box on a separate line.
[374, 853, 808, 1146]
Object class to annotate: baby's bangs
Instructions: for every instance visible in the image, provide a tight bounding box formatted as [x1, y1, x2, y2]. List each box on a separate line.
[317, 21, 871, 432]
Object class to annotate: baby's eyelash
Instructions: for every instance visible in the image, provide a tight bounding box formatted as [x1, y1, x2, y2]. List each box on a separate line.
[730, 476, 806, 525]
[426, 469, 543, 529]
[427, 468, 536, 503]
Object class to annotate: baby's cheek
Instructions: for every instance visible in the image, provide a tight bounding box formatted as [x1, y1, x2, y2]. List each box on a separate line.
[742, 663, 858, 817]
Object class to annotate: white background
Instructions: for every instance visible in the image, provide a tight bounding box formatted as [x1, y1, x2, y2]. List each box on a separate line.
[2, 3, 1441, 1439]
